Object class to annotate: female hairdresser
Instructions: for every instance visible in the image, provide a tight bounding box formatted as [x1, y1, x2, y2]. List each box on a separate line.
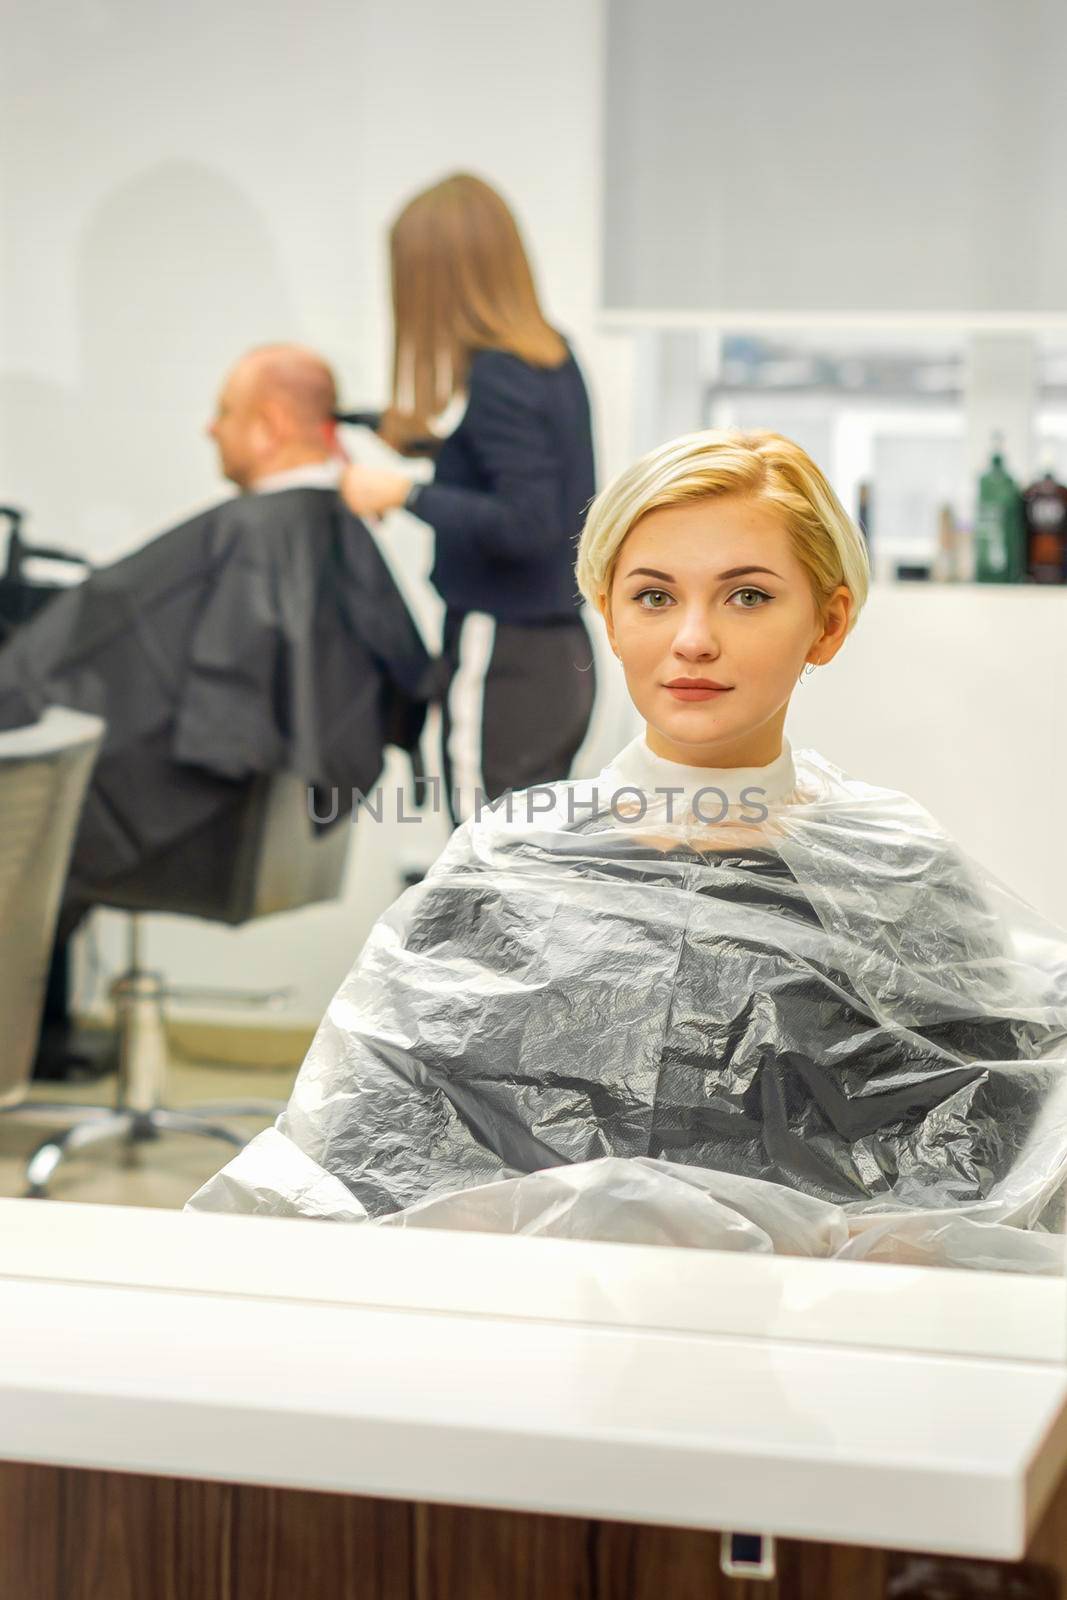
[339, 172, 597, 825]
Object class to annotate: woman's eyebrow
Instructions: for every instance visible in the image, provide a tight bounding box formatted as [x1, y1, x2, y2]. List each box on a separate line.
[625, 565, 784, 582]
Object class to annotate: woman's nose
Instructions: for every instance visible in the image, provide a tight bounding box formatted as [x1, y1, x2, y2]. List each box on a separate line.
[671, 612, 719, 659]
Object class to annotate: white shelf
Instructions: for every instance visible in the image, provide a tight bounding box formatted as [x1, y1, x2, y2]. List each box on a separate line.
[599, 310, 1067, 335]
[873, 578, 1067, 591]
[1, 1200, 1066, 1559]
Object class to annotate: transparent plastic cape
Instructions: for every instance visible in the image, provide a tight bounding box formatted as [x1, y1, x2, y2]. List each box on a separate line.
[187, 747, 1067, 1273]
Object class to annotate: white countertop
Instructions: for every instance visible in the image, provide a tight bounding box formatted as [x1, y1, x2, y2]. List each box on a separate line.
[2, 1198, 1066, 1560]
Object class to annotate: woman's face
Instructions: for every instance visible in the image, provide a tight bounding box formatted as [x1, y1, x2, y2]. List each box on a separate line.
[599, 494, 852, 768]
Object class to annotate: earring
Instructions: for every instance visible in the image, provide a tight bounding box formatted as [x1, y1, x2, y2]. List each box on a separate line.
[799, 661, 817, 683]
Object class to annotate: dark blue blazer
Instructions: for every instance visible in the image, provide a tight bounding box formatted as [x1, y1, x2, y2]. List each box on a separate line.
[410, 344, 596, 624]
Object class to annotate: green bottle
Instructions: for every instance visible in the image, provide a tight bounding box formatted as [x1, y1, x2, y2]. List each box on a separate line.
[974, 438, 1025, 583]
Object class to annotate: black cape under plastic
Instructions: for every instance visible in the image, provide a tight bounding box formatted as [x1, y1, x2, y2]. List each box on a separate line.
[0, 488, 433, 924]
[187, 747, 1067, 1272]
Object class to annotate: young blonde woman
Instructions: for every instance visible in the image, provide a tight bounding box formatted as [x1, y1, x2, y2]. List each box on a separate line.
[191, 430, 1067, 1274]
[340, 172, 597, 824]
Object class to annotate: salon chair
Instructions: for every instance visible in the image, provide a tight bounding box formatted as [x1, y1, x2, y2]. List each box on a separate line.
[0, 505, 91, 644]
[0, 707, 105, 1107]
[3, 768, 353, 1197]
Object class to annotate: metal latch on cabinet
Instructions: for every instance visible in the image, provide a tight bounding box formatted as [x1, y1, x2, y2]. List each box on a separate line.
[720, 1532, 776, 1581]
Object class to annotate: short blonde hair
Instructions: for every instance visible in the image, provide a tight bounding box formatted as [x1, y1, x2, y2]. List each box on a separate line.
[576, 428, 870, 635]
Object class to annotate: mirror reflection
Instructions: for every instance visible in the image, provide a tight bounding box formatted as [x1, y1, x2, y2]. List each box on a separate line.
[3, 20, 1067, 1311]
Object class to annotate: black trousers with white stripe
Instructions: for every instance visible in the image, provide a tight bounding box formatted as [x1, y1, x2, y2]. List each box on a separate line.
[438, 608, 597, 826]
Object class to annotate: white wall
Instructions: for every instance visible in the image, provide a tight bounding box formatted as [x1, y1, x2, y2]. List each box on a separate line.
[604, 0, 1067, 317]
[786, 584, 1067, 929]
[1, 0, 610, 549]
[1, 0, 626, 1026]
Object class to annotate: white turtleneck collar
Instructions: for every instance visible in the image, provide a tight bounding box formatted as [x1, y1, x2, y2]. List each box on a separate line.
[598, 731, 799, 823]
[251, 458, 344, 495]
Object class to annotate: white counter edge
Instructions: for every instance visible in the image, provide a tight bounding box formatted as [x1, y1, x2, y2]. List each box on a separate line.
[1, 1198, 1063, 1365]
[3, 1201, 1067, 1558]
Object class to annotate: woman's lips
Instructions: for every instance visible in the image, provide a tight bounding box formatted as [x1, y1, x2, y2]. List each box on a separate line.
[663, 684, 734, 701]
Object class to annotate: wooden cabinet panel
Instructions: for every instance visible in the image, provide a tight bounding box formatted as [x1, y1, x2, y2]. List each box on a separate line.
[1, 1461, 1064, 1600]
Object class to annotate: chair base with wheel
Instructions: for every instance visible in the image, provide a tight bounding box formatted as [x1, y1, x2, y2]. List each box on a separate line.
[4, 768, 353, 1198]
[18, 924, 286, 1196]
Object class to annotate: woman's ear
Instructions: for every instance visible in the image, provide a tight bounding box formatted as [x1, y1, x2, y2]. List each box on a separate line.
[811, 586, 852, 666]
[596, 589, 619, 658]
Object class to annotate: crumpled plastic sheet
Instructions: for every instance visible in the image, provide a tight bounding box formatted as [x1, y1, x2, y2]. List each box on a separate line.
[187, 746, 1067, 1273]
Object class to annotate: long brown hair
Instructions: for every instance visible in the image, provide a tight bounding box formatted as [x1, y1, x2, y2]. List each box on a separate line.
[380, 172, 568, 452]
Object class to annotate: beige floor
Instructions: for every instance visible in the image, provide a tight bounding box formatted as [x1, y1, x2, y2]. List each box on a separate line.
[0, 1056, 299, 1209]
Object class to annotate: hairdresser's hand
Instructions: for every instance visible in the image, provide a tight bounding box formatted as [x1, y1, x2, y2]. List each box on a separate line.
[340, 462, 410, 519]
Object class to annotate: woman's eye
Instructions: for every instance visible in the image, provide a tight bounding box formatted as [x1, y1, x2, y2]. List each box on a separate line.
[633, 586, 771, 610]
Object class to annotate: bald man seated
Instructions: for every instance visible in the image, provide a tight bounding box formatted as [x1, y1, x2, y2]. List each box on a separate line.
[208, 343, 346, 496]
[0, 343, 433, 931]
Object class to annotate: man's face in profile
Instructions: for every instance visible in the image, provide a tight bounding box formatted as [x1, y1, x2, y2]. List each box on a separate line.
[207, 362, 260, 489]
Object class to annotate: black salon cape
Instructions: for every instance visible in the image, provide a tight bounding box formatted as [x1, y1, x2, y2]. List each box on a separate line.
[282, 820, 1067, 1222]
[0, 488, 432, 926]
